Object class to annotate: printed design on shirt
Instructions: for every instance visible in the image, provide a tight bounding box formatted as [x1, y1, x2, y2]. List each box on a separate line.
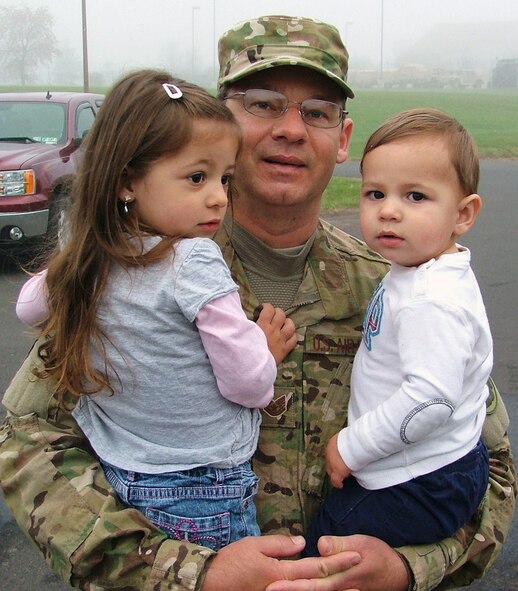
[400, 398, 454, 444]
[362, 283, 385, 351]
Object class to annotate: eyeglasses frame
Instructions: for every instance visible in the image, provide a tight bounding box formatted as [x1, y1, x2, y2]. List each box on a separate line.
[224, 89, 348, 129]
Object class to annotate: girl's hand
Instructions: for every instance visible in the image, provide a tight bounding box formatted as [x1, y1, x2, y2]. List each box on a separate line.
[256, 303, 297, 364]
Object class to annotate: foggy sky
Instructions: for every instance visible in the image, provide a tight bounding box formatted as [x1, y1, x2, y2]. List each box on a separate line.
[5, 0, 518, 86]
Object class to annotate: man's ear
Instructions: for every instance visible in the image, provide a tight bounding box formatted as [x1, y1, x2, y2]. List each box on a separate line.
[336, 118, 353, 164]
[455, 193, 482, 237]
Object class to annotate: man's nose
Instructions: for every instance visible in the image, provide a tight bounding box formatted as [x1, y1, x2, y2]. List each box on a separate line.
[271, 104, 309, 141]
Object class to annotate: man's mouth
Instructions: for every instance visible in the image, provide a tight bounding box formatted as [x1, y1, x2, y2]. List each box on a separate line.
[264, 155, 305, 167]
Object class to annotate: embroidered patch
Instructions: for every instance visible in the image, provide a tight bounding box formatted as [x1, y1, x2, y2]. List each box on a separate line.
[263, 392, 294, 419]
[309, 334, 359, 355]
[362, 283, 385, 351]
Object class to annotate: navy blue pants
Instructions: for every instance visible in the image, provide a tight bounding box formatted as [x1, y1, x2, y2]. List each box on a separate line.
[304, 439, 489, 556]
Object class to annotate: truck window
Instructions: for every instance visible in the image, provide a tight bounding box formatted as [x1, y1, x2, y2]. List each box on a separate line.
[76, 105, 96, 139]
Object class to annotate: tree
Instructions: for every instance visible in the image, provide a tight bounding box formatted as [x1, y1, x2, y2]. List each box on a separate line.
[0, 5, 59, 85]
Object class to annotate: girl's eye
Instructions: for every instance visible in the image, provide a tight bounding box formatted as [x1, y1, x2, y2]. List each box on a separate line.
[189, 172, 205, 184]
[368, 190, 384, 200]
[221, 174, 231, 186]
[408, 192, 425, 202]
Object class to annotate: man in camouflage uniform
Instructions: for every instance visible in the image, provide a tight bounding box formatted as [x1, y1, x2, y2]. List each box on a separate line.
[1, 14, 516, 591]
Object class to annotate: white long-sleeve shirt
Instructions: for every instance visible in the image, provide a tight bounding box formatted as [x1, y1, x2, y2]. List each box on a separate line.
[338, 247, 493, 489]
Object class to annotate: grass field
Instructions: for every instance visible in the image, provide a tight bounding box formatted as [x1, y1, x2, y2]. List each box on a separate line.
[323, 177, 361, 210]
[346, 88, 518, 159]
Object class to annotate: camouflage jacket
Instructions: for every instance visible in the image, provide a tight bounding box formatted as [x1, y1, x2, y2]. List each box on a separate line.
[1, 220, 516, 591]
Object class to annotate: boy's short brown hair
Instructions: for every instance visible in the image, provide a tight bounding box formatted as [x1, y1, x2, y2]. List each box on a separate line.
[361, 108, 479, 195]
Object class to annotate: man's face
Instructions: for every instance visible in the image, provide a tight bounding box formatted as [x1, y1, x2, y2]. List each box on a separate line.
[223, 66, 352, 216]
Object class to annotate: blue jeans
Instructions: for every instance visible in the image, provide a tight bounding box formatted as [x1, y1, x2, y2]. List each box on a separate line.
[102, 460, 260, 551]
[304, 439, 489, 556]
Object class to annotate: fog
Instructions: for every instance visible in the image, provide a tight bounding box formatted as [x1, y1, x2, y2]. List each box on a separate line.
[3, 0, 518, 87]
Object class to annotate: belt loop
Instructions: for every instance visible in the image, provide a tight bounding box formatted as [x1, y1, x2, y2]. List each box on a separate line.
[215, 468, 224, 485]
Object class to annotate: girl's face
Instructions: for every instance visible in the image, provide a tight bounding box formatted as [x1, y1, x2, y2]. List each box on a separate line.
[359, 134, 479, 267]
[125, 120, 239, 238]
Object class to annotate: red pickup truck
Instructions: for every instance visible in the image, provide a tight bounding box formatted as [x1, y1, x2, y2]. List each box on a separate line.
[0, 91, 104, 248]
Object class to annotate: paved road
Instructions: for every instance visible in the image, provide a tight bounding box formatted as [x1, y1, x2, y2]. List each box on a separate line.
[0, 160, 516, 590]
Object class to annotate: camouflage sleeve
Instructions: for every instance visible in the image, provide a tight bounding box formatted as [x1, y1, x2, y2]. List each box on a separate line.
[398, 378, 517, 591]
[0, 340, 215, 591]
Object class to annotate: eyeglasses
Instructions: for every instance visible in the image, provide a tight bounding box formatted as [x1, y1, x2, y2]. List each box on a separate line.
[224, 89, 347, 129]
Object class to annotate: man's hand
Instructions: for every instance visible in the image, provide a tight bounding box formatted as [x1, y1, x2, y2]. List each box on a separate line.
[256, 303, 298, 364]
[325, 434, 352, 488]
[265, 534, 410, 591]
[201, 535, 362, 591]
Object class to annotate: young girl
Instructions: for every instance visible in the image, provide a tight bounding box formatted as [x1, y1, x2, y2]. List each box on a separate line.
[16, 69, 297, 551]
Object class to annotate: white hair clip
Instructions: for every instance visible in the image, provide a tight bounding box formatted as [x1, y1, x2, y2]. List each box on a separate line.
[163, 83, 183, 99]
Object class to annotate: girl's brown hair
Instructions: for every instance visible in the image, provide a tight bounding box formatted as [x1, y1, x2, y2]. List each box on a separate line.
[39, 69, 240, 399]
[360, 108, 479, 195]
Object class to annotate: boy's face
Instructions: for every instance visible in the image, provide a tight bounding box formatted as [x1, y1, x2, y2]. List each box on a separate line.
[359, 134, 475, 267]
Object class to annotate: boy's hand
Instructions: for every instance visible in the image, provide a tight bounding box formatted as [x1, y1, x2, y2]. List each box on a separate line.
[255, 303, 297, 365]
[326, 433, 352, 488]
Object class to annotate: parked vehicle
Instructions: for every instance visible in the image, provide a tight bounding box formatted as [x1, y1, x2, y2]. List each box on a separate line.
[0, 91, 104, 248]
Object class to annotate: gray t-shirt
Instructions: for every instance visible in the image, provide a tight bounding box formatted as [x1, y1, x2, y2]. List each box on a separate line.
[73, 237, 262, 473]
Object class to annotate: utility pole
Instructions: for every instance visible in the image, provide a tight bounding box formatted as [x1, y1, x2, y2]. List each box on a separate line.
[379, 0, 384, 86]
[213, 0, 217, 87]
[191, 6, 200, 80]
[82, 0, 89, 91]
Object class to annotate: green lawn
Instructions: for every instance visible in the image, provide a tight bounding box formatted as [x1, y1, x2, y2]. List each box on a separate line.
[323, 177, 361, 211]
[347, 89, 518, 159]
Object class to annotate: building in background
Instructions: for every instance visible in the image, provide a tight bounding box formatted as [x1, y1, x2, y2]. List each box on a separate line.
[491, 59, 518, 88]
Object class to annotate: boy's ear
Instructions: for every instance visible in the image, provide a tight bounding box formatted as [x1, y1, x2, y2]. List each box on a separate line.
[455, 193, 482, 237]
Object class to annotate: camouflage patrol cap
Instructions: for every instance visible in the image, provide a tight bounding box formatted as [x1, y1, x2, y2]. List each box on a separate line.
[218, 15, 354, 98]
